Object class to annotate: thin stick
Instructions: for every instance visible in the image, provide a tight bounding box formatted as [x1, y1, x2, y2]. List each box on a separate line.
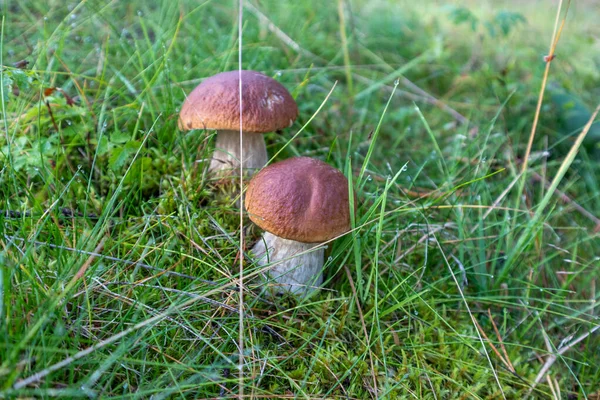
[488, 309, 515, 372]
[520, 0, 570, 175]
[473, 315, 510, 371]
[482, 173, 523, 220]
[546, 375, 558, 400]
[529, 324, 600, 394]
[244, 2, 319, 59]
[75, 238, 105, 280]
[237, 0, 245, 398]
[530, 171, 600, 227]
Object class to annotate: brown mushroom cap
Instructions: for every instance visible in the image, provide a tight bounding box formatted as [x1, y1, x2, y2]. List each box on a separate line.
[178, 70, 298, 133]
[245, 157, 352, 243]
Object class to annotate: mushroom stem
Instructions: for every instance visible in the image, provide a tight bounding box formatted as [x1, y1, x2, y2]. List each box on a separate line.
[251, 231, 325, 294]
[209, 130, 267, 175]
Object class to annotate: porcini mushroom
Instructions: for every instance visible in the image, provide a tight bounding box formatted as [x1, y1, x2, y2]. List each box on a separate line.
[178, 70, 298, 176]
[245, 157, 352, 294]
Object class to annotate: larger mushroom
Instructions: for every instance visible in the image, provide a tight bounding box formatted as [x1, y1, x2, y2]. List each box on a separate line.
[245, 157, 352, 294]
[178, 70, 298, 175]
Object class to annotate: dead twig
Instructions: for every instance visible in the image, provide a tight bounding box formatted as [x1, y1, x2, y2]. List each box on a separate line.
[473, 315, 511, 372]
[244, 2, 320, 60]
[530, 171, 600, 229]
[488, 309, 515, 372]
[521, 0, 571, 175]
[528, 324, 600, 394]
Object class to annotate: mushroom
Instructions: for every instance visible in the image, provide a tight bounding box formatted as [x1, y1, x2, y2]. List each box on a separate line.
[178, 70, 298, 176]
[245, 157, 352, 294]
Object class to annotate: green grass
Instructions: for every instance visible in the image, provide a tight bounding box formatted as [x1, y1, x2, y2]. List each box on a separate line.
[1, 0, 600, 398]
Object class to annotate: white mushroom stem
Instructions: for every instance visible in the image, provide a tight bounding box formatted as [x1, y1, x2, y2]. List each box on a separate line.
[209, 130, 267, 175]
[251, 231, 325, 294]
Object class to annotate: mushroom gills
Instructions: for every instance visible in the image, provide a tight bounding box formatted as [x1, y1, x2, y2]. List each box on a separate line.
[251, 231, 325, 294]
[209, 130, 267, 174]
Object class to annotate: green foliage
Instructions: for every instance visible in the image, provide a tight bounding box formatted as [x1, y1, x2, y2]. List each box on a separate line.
[445, 6, 526, 37]
[548, 83, 600, 152]
[493, 11, 527, 36]
[0, 67, 39, 101]
[446, 6, 479, 31]
[1, 0, 599, 398]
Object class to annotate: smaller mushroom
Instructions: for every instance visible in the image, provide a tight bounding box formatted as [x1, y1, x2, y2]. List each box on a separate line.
[178, 70, 298, 176]
[245, 157, 352, 294]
